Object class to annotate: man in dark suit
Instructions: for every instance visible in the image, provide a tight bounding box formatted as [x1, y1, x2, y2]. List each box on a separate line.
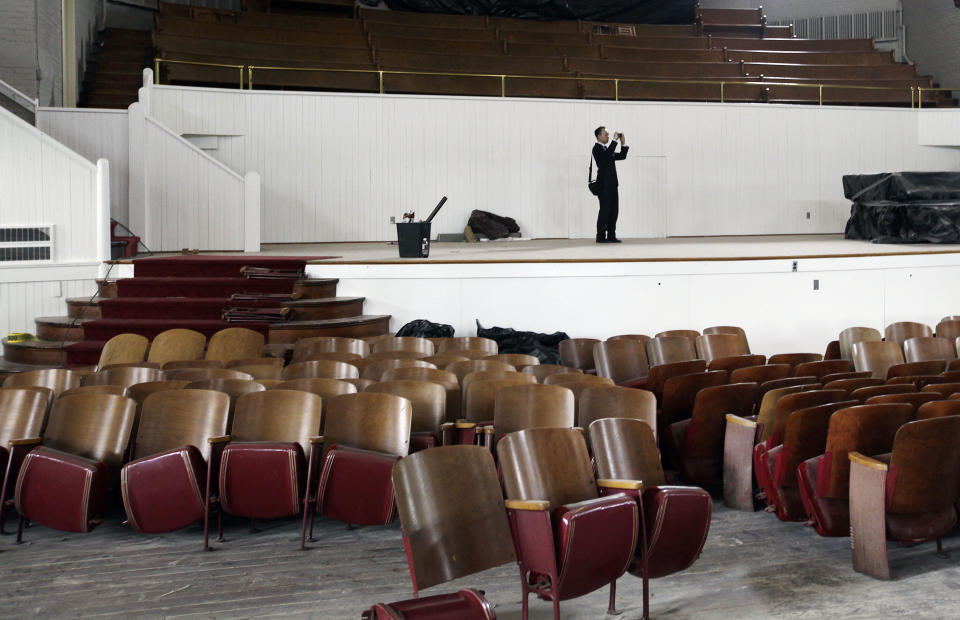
[592, 126, 629, 243]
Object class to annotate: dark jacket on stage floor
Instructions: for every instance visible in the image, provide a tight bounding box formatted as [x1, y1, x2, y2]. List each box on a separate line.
[592, 140, 629, 190]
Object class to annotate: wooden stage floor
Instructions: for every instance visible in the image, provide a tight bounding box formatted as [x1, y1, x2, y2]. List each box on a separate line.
[3, 501, 960, 619]
[257, 234, 960, 264]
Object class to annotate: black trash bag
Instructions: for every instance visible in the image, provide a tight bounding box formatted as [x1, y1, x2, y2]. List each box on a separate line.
[843, 172, 960, 244]
[467, 210, 521, 240]
[476, 320, 568, 364]
[396, 319, 455, 338]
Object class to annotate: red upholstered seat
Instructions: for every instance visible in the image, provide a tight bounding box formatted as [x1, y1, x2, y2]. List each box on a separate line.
[362, 589, 496, 620]
[122, 445, 207, 533]
[220, 442, 306, 519]
[317, 445, 400, 525]
[16, 447, 108, 533]
[637, 485, 712, 579]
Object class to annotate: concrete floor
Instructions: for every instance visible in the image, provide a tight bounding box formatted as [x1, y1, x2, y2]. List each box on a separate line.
[2, 501, 959, 619]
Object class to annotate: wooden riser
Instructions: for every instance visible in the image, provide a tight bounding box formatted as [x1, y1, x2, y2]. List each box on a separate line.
[67, 297, 106, 319]
[286, 297, 364, 321]
[268, 315, 391, 344]
[97, 280, 119, 298]
[294, 279, 339, 299]
[2, 338, 72, 366]
[35, 317, 87, 341]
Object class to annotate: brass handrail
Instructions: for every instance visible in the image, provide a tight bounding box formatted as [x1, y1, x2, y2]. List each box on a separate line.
[154, 58, 245, 89]
[157, 60, 955, 108]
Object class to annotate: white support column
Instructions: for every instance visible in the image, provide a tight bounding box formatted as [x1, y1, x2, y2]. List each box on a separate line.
[96, 158, 111, 276]
[244, 171, 261, 253]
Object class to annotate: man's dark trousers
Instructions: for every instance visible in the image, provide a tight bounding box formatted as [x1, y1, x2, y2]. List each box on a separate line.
[597, 185, 619, 241]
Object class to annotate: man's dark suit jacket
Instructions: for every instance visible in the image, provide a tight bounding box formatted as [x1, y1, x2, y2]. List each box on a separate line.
[592, 140, 629, 190]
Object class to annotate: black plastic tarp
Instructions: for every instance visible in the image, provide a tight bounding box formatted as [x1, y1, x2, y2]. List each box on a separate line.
[843, 172, 960, 244]
[380, 0, 696, 24]
[476, 320, 568, 364]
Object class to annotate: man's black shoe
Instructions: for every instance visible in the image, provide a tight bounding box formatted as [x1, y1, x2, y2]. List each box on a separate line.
[607, 237, 622, 243]
[596, 237, 608, 243]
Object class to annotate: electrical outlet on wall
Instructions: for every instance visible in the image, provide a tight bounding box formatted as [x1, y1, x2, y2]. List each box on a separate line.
[389, 216, 396, 224]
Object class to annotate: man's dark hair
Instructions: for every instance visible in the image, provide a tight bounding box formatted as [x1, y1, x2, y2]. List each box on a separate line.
[594, 126, 604, 138]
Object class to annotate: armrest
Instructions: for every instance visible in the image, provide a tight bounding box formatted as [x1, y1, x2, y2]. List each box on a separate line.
[440, 423, 454, 446]
[304, 436, 325, 500]
[597, 478, 643, 491]
[309, 435, 325, 445]
[849, 451, 887, 471]
[725, 414, 756, 430]
[454, 421, 476, 429]
[848, 451, 891, 579]
[9, 437, 42, 447]
[723, 416, 761, 512]
[480, 425, 495, 451]
[505, 499, 550, 511]
[1, 438, 43, 516]
[208, 435, 231, 444]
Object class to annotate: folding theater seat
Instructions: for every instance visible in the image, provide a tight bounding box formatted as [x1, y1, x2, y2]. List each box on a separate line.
[667, 382, 759, 488]
[839, 326, 881, 361]
[866, 391, 943, 412]
[767, 353, 822, 369]
[146, 328, 206, 367]
[2, 368, 80, 398]
[485, 353, 540, 369]
[14, 393, 136, 540]
[453, 374, 535, 445]
[703, 325, 750, 352]
[204, 327, 265, 365]
[120, 389, 230, 545]
[291, 336, 370, 362]
[797, 403, 914, 537]
[851, 341, 904, 379]
[645, 336, 698, 367]
[381, 367, 461, 423]
[282, 360, 359, 380]
[371, 336, 434, 356]
[590, 417, 712, 620]
[761, 400, 857, 521]
[445, 359, 516, 383]
[792, 359, 852, 379]
[915, 399, 960, 419]
[657, 370, 727, 450]
[498, 428, 639, 620]
[849, 416, 960, 579]
[707, 354, 766, 375]
[543, 374, 614, 428]
[274, 377, 357, 403]
[0, 387, 52, 531]
[752, 389, 847, 510]
[167, 368, 252, 382]
[83, 366, 165, 389]
[372, 445, 515, 618]
[216, 390, 323, 547]
[491, 383, 574, 447]
[522, 364, 582, 383]
[436, 336, 498, 355]
[729, 364, 791, 385]
[643, 359, 706, 405]
[902, 336, 955, 364]
[823, 376, 884, 395]
[300, 392, 412, 548]
[695, 333, 748, 362]
[365, 380, 445, 452]
[368, 349, 430, 361]
[593, 339, 649, 387]
[884, 321, 933, 351]
[361, 359, 438, 382]
[579, 385, 656, 442]
[558, 338, 599, 372]
[96, 333, 150, 370]
[849, 383, 916, 402]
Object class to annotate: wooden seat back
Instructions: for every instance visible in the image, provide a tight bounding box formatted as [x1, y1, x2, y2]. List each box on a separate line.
[498, 428, 597, 510]
[660, 370, 728, 430]
[822, 403, 914, 498]
[646, 336, 698, 366]
[903, 337, 956, 364]
[232, 390, 323, 455]
[44, 393, 136, 474]
[292, 336, 369, 362]
[0, 387, 51, 448]
[436, 337, 497, 354]
[522, 364, 582, 383]
[559, 338, 600, 371]
[147, 329, 206, 366]
[695, 333, 748, 362]
[392, 446, 515, 591]
[771, 389, 849, 445]
[324, 392, 412, 457]
[463, 376, 536, 423]
[494, 384, 574, 437]
[589, 417, 665, 486]
[4, 369, 80, 397]
[779, 401, 857, 486]
[683, 383, 759, 460]
[371, 337, 434, 356]
[839, 327, 881, 361]
[98, 334, 150, 370]
[205, 327, 265, 364]
[888, 417, 960, 514]
[361, 359, 437, 381]
[579, 386, 656, 441]
[445, 360, 516, 383]
[133, 389, 230, 462]
[885, 321, 933, 350]
[282, 360, 360, 380]
[793, 359, 852, 379]
[85, 366, 165, 389]
[730, 364, 790, 384]
[165, 367, 252, 382]
[365, 380, 446, 435]
[593, 339, 649, 383]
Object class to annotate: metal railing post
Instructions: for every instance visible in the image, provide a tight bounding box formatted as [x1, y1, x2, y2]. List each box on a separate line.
[615, 78, 619, 101]
[239, 66, 244, 90]
[153, 58, 160, 84]
[918, 87, 923, 109]
[248, 67, 253, 90]
[910, 86, 914, 108]
[379, 71, 384, 94]
[501, 75, 506, 97]
[818, 84, 822, 106]
[720, 81, 724, 103]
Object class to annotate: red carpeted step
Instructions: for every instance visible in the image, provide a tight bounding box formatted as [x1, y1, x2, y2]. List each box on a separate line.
[132, 255, 335, 278]
[99, 297, 236, 320]
[81, 319, 269, 341]
[116, 277, 297, 298]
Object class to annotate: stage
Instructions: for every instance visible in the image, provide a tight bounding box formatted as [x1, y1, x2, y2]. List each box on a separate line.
[111, 234, 960, 356]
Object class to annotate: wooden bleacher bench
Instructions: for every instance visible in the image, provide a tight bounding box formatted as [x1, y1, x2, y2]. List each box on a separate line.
[362, 21, 499, 41]
[370, 35, 505, 56]
[155, 16, 367, 46]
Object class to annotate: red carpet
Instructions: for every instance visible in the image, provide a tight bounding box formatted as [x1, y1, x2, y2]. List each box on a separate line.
[65, 255, 309, 365]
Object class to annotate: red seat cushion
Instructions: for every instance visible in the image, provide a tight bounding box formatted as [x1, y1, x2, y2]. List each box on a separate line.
[552, 493, 637, 600]
[318, 445, 400, 526]
[16, 446, 107, 533]
[220, 442, 306, 519]
[121, 445, 206, 533]
[636, 485, 712, 579]
[364, 589, 495, 620]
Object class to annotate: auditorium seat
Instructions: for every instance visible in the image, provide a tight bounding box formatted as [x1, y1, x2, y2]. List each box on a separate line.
[367, 349, 430, 361]
[146, 328, 206, 366]
[498, 427, 638, 620]
[372, 336, 434, 356]
[381, 366, 461, 422]
[707, 354, 766, 374]
[97, 333, 150, 370]
[592, 339, 649, 386]
[301, 392, 411, 548]
[463, 375, 537, 427]
[522, 364, 582, 383]
[646, 336, 698, 366]
[365, 380, 446, 452]
[217, 390, 323, 547]
[915, 399, 960, 419]
[644, 359, 707, 404]
[484, 353, 540, 368]
[120, 389, 229, 542]
[84, 366, 165, 389]
[793, 359, 852, 379]
[291, 336, 370, 362]
[849, 417, 960, 579]
[658, 370, 728, 446]
[361, 358, 437, 382]
[695, 333, 748, 362]
[729, 363, 790, 385]
[588, 417, 712, 620]
[839, 327, 882, 361]
[162, 359, 224, 371]
[205, 327, 265, 364]
[796, 403, 914, 537]
[0, 387, 53, 532]
[59, 385, 128, 399]
[851, 341, 905, 379]
[884, 321, 933, 351]
[702, 325, 750, 353]
[849, 383, 916, 402]
[559, 338, 600, 372]
[579, 385, 656, 441]
[185, 378, 266, 426]
[903, 337, 956, 363]
[493, 383, 574, 443]
[273, 378, 356, 410]
[166, 367, 252, 382]
[2, 369, 81, 398]
[436, 337, 498, 355]
[542, 374, 615, 425]
[767, 353, 822, 369]
[921, 382, 960, 397]
[228, 362, 283, 381]
[934, 320, 960, 348]
[866, 392, 943, 413]
[15, 393, 136, 540]
[282, 360, 359, 380]
[445, 359, 516, 383]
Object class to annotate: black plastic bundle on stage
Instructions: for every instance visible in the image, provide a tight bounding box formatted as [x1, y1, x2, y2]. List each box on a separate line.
[843, 172, 960, 244]
[381, 0, 696, 23]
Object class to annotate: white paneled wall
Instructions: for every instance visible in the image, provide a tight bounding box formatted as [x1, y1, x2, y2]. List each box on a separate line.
[0, 277, 97, 336]
[37, 108, 129, 224]
[0, 105, 107, 263]
[148, 85, 960, 243]
[128, 102, 258, 252]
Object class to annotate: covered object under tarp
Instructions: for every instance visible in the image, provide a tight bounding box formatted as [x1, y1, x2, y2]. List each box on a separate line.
[843, 172, 960, 244]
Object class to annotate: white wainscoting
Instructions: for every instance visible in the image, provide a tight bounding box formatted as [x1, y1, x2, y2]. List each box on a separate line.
[0, 104, 108, 264]
[128, 102, 259, 252]
[311, 252, 960, 357]
[0, 273, 98, 336]
[37, 107, 130, 224]
[147, 84, 960, 243]
[917, 109, 960, 147]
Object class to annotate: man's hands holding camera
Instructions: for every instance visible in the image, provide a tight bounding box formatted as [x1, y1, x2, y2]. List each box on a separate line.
[615, 132, 626, 145]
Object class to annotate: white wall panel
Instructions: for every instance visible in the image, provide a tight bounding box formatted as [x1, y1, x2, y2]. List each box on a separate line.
[0, 277, 97, 336]
[37, 108, 129, 225]
[315, 253, 960, 356]
[0, 105, 101, 263]
[147, 85, 960, 243]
